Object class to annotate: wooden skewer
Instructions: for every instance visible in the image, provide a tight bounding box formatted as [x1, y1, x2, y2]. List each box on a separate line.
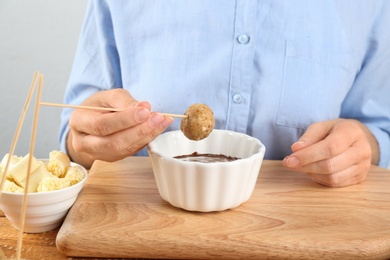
[0, 71, 39, 195]
[16, 74, 44, 260]
[159, 113, 188, 119]
[40, 102, 123, 112]
[39, 102, 188, 118]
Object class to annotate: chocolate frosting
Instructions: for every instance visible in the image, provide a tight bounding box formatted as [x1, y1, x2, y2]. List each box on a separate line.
[174, 152, 240, 163]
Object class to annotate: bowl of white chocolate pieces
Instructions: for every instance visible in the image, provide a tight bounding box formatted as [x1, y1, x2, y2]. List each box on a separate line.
[0, 150, 87, 233]
[148, 104, 266, 212]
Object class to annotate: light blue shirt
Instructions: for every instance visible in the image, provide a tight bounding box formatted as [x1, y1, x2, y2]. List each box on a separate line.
[60, 0, 390, 167]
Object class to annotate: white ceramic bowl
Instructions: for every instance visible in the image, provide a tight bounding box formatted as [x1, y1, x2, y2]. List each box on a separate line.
[0, 161, 87, 233]
[148, 129, 266, 212]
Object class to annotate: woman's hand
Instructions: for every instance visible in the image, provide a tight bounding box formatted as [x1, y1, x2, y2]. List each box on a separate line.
[66, 89, 173, 168]
[282, 119, 379, 187]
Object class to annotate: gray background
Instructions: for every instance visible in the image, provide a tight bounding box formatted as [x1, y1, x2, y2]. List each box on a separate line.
[0, 0, 87, 158]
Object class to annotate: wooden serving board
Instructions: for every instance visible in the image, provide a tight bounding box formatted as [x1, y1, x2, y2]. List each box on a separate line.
[56, 157, 390, 259]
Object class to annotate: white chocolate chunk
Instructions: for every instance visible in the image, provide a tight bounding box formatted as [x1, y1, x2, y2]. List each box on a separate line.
[1, 153, 22, 169]
[9, 154, 52, 192]
[9, 154, 41, 186]
[2, 179, 24, 193]
[0, 166, 4, 181]
[46, 150, 71, 177]
[2, 150, 85, 193]
[1, 153, 22, 180]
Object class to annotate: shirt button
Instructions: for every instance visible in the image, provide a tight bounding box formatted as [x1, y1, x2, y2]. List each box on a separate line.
[237, 34, 250, 44]
[233, 94, 242, 103]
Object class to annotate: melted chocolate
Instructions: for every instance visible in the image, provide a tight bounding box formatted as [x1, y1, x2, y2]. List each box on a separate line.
[174, 152, 240, 163]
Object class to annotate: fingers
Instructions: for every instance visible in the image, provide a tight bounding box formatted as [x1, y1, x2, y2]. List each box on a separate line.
[283, 120, 371, 173]
[67, 88, 174, 165]
[284, 145, 366, 174]
[291, 120, 356, 158]
[88, 88, 145, 111]
[284, 133, 361, 174]
[70, 105, 151, 136]
[72, 113, 173, 159]
[282, 119, 373, 187]
[290, 121, 333, 153]
[70, 89, 151, 136]
[307, 162, 369, 187]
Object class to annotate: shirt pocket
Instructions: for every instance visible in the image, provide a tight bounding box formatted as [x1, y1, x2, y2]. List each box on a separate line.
[276, 39, 357, 130]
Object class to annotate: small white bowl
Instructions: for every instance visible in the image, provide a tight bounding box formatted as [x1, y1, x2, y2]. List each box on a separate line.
[147, 129, 266, 212]
[0, 161, 87, 233]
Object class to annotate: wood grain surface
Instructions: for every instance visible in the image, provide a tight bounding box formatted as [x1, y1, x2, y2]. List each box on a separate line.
[56, 157, 390, 259]
[0, 215, 68, 259]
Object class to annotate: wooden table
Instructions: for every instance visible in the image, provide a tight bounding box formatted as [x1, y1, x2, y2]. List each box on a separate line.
[1, 157, 390, 259]
[0, 210, 68, 259]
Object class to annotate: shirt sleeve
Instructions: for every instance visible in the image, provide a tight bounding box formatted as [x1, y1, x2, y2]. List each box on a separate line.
[341, 1, 390, 168]
[59, 0, 122, 153]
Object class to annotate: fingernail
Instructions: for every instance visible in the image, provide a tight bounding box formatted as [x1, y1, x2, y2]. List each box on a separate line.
[135, 101, 150, 108]
[135, 108, 150, 122]
[284, 156, 300, 167]
[149, 113, 164, 127]
[293, 140, 304, 145]
[292, 140, 305, 148]
[161, 117, 174, 128]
